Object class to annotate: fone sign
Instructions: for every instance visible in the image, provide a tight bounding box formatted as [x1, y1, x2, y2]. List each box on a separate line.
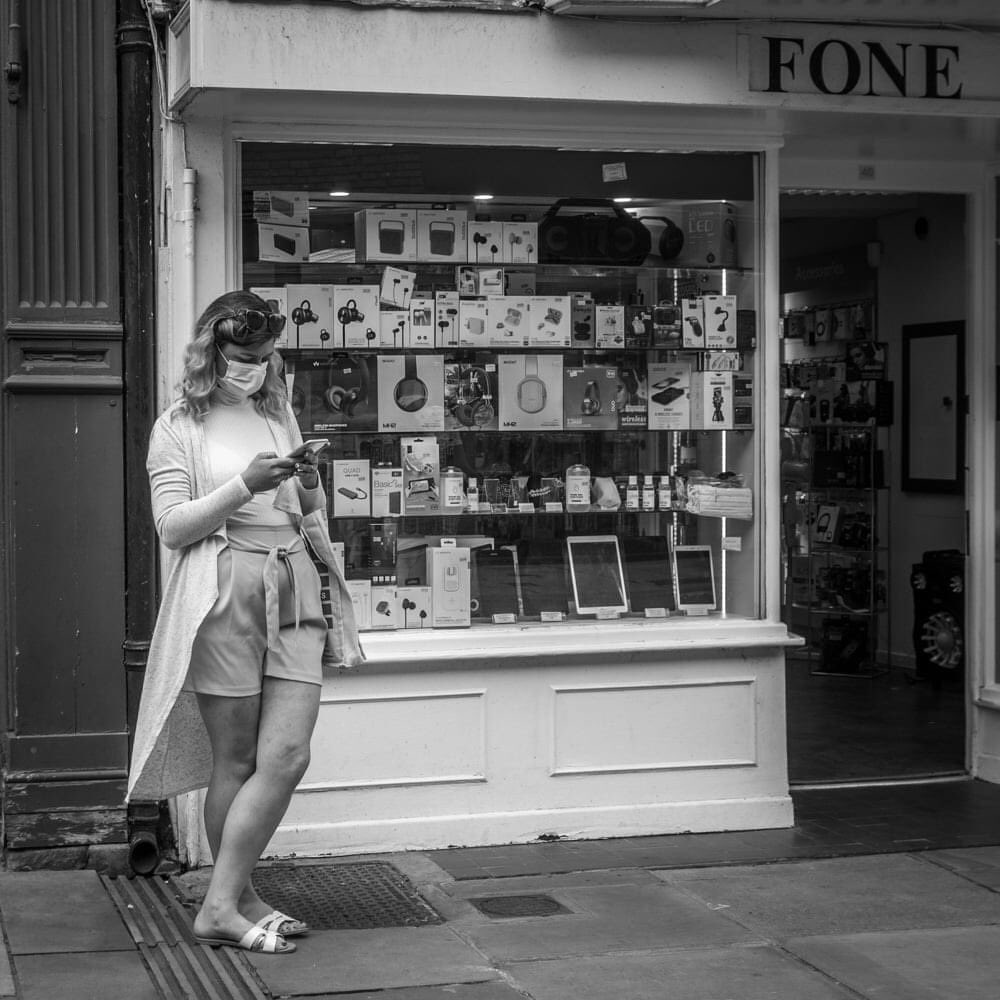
[750, 31, 966, 101]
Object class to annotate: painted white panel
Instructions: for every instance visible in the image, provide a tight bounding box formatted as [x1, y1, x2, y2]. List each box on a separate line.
[552, 680, 756, 775]
[303, 690, 486, 791]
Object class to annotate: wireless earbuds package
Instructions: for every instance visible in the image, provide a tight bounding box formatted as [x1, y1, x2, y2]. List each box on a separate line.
[563, 364, 620, 430]
[528, 296, 572, 348]
[497, 354, 564, 431]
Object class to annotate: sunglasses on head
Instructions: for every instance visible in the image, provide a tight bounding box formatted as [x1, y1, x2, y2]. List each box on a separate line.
[223, 308, 287, 341]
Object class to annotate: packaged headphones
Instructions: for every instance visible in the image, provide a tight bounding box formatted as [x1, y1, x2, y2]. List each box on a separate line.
[444, 359, 499, 431]
[316, 354, 377, 432]
[497, 354, 563, 431]
[377, 354, 445, 432]
[563, 364, 620, 430]
[538, 198, 651, 266]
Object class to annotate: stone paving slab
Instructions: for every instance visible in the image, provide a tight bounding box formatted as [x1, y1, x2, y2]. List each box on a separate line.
[15, 950, 159, 1000]
[787, 925, 1000, 1000]
[502, 943, 858, 1000]
[0, 947, 13, 999]
[441, 867, 661, 899]
[0, 870, 134, 955]
[246, 925, 501, 996]
[458, 882, 761, 962]
[302, 984, 528, 1000]
[660, 854, 1000, 938]
[923, 845, 1000, 889]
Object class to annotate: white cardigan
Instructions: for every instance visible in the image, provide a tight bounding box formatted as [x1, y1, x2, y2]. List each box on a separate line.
[126, 400, 364, 803]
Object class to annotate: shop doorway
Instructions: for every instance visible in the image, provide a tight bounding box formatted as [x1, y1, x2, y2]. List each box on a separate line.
[780, 191, 968, 785]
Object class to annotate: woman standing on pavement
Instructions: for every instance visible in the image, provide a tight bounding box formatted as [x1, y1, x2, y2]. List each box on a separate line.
[127, 290, 363, 955]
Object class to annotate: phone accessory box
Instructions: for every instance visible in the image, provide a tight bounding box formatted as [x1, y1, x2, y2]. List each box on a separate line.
[498, 354, 564, 431]
[467, 222, 504, 265]
[487, 296, 530, 348]
[647, 361, 692, 430]
[595, 304, 625, 348]
[459, 299, 489, 348]
[311, 354, 378, 433]
[354, 209, 418, 262]
[257, 223, 310, 263]
[690, 371, 734, 430]
[377, 354, 445, 432]
[563, 364, 620, 431]
[253, 190, 310, 228]
[428, 547, 472, 628]
[332, 459, 371, 517]
[371, 465, 404, 517]
[401, 436, 441, 514]
[529, 296, 572, 348]
[334, 285, 379, 349]
[417, 210, 468, 263]
[703, 294, 738, 349]
[286, 284, 336, 348]
[445, 358, 499, 431]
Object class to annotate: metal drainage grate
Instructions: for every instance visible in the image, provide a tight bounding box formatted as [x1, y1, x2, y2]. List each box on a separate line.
[250, 862, 443, 930]
[469, 894, 571, 919]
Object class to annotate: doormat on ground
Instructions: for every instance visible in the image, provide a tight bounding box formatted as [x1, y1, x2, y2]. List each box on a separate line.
[250, 861, 443, 930]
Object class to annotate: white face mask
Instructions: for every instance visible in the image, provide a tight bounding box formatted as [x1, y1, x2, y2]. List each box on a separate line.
[217, 348, 268, 397]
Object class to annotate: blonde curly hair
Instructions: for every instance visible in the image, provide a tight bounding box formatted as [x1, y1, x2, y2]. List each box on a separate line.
[176, 290, 287, 420]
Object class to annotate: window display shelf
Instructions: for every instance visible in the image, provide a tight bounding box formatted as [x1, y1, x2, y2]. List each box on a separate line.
[241, 143, 763, 633]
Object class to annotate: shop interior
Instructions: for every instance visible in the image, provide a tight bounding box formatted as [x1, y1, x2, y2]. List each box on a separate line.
[780, 190, 968, 785]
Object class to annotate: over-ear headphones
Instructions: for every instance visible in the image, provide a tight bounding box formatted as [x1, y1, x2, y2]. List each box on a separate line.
[581, 379, 602, 416]
[453, 365, 495, 428]
[517, 356, 547, 414]
[394, 354, 428, 413]
[324, 355, 371, 417]
[292, 299, 318, 327]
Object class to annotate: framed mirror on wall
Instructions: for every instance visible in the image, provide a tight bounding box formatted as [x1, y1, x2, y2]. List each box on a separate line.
[902, 321, 965, 494]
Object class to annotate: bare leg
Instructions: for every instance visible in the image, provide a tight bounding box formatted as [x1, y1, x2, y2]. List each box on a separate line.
[193, 678, 320, 943]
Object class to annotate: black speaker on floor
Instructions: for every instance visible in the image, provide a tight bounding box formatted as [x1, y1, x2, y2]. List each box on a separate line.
[910, 549, 964, 689]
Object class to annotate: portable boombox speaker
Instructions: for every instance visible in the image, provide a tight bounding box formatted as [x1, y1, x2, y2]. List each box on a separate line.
[910, 548, 964, 688]
[538, 199, 651, 266]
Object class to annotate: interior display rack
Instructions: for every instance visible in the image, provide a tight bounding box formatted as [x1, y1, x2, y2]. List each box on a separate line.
[779, 300, 892, 676]
[240, 162, 761, 633]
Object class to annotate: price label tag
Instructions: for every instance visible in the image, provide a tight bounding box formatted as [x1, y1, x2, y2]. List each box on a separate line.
[722, 536, 742, 552]
[602, 162, 628, 182]
[544, 502, 564, 513]
[540, 611, 564, 622]
[596, 609, 621, 620]
[644, 607, 668, 619]
[518, 503, 535, 514]
[492, 613, 517, 625]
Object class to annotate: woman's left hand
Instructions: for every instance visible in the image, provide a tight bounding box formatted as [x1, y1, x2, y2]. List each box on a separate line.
[288, 444, 320, 489]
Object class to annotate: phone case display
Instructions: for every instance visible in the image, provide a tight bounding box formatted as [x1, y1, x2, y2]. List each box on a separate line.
[242, 143, 763, 630]
[780, 299, 889, 675]
[497, 355, 563, 431]
[377, 355, 445, 431]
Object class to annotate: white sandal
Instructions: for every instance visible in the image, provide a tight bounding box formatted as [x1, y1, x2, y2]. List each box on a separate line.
[254, 909, 310, 938]
[196, 925, 296, 954]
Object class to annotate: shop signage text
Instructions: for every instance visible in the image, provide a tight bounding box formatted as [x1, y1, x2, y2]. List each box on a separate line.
[757, 34, 963, 100]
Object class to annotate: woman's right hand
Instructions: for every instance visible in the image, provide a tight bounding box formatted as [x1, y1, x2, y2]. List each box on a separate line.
[241, 452, 297, 494]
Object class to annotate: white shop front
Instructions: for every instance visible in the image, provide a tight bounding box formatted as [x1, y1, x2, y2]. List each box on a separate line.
[158, 0, 1000, 861]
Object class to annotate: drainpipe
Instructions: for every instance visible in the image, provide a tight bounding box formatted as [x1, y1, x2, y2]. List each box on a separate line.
[179, 166, 198, 339]
[117, 0, 162, 876]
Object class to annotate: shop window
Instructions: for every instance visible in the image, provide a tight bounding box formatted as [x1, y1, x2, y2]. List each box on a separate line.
[239, 143, 762, 632]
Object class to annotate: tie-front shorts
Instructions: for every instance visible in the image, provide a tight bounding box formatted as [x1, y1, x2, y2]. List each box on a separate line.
[183, 525, 327, 697]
